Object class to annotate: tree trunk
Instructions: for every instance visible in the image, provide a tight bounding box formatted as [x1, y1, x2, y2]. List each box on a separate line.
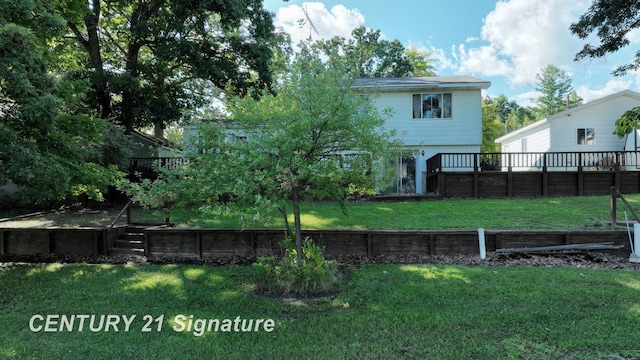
[292, 187, 304, 268]
[84, 11, 111, 120]
[67, 0, 112, 120]
[154, 121, 164, 139]
[280, 207, 293, 238]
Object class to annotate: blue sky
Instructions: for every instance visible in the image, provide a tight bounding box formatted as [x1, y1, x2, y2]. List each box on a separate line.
[264, 0, 640, 106]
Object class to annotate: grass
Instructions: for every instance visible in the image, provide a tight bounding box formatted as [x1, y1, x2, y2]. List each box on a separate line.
[2, 262, 640, 359]
[3, 194, 638, 230]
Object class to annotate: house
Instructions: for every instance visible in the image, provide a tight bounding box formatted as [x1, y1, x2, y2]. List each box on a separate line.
[182, 76, 490, 194]
[353, 76, 490, 193]
[495, 90, 640, 166]
[130, 130, 183, 158]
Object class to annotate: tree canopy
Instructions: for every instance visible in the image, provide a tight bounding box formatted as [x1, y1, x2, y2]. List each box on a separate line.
[0, 0, 122, 205]
[316, 26, 416, 78]
[0, 0, 287, 206]
[58, 0, 281, 134]
[405, 43, 437, 77]
[571, 0, 640, 76]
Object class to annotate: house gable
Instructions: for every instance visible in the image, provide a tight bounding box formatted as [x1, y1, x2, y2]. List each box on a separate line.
[496, 90, 640, 153]
[354, 76, 490, 148]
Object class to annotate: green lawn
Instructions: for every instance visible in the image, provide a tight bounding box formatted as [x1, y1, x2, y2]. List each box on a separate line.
[3, 194, 639, 230]
[1, 262, 640, 359]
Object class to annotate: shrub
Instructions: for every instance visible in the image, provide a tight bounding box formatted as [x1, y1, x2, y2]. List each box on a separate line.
[253, 237, 338, 296]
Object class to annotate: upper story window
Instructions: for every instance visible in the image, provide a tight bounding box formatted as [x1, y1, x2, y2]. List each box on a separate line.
[412, 93, 452, 119]
[577, 128, 595, 145]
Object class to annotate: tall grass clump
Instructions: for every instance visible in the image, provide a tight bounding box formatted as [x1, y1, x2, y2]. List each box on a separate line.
[253, 237, 338, 296]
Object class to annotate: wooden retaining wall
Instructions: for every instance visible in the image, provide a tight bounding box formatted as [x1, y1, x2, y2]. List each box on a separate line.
[0, 227, 632, 259]
[0, 228, 107, 256]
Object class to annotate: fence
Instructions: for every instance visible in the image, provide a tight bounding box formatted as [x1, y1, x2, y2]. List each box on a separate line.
[427, 151, 640, 174]
[129, 157, 188, 179]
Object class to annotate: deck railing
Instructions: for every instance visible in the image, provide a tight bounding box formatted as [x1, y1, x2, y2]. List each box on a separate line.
[426, 151, 640, 174]
[129, 157, 188, 175]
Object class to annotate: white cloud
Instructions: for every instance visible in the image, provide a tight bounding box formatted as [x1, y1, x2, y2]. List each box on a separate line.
[273, 2, 365, 46]
[628, 28, 640, 44]
[453, 0, 591, 85]
[513, 90, 540, 108]
[576, 79, 634, 102]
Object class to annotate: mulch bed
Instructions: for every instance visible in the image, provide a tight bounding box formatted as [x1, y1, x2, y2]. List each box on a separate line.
[1, 251, 639, 270]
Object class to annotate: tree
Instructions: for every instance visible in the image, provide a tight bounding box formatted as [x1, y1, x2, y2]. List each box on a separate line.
[571, 0, 640, 76]
[405, 43, 437, 77]
[122, 44, 398, 266]
[0, 0, 122, 205]
[613, 106, 640, 139]
[481, 99, 504, 153]
[317, 26, 413, 78]
[533, 65, 583, 118]
[58, 0, 280, 135]
[483, 94, 535, 134]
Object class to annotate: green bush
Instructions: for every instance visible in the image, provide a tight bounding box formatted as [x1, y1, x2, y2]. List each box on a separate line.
[253, 237, 338, 296]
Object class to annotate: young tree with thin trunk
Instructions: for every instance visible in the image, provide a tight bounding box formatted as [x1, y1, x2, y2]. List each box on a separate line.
[123, 43, 399, 266]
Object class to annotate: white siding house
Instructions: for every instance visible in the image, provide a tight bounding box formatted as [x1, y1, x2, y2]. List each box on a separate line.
[353, 76, 490, 193]
[495, 90, 640, 171]
[183, 76, 490, 194]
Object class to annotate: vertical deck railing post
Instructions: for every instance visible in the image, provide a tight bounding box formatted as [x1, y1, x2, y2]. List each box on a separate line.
[611, 186, 618, 226]
[542, 153, 548, 197]
[578, 152, 584, 196]
[473, 153, 479, 198]
[615, 152, 622, 190]
[438, 154, 445, 197]
[507, 153, 513, 198]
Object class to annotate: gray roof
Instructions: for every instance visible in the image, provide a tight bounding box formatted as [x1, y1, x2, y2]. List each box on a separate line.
[352, 76, 491, 91]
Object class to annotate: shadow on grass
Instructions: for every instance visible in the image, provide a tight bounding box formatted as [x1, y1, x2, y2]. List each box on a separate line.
[2, 262, 640, 359]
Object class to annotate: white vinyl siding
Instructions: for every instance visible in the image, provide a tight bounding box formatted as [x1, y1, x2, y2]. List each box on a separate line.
[549, 96, 635, 152]
[497, 91, 640, 154]
[376, 90, 482, 147]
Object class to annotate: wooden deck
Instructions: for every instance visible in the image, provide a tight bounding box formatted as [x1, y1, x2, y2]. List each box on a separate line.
[426, 151, 640, 198]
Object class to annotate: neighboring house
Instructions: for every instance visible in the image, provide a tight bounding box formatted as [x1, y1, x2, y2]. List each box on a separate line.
[495, 90, 640, 170]
[353, 76, 490, 193]
[131, 130, 182, 158]
[183, 76, 490, 194]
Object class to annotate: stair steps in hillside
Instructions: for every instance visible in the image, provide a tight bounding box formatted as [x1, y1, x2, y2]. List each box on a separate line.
[109, 226, 147, 256]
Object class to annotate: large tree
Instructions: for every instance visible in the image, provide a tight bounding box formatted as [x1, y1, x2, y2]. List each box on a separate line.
[58, 0, 280, 135]
[533, 65, 583, 118]
[317, 26, 414, 78]
[405, 43, 437, 77]
[571, 0, 640, 76]
[484, 94, 535, 134]
[0, 0, 121, 205]
[123, 44, 398, 266]
[481, 99, 505, 153]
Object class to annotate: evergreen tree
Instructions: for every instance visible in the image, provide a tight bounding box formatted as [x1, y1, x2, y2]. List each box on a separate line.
[533, 65, 583, 118]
